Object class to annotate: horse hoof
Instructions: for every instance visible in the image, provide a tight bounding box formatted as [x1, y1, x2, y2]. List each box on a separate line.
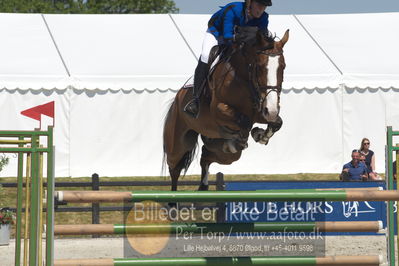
[251, 127, 264, 142]
[259, 138, 269, 145]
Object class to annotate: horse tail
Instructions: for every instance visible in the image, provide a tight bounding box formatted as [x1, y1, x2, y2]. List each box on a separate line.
[162, 95, 198, 177]
[161, 100, 174, 177]
[177, 137, 198, 177]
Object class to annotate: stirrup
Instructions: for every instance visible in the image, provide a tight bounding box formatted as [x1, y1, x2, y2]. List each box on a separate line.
[184, 98, 200, 118]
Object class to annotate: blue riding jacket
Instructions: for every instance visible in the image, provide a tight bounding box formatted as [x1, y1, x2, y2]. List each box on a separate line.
[208, 2, 269, 42]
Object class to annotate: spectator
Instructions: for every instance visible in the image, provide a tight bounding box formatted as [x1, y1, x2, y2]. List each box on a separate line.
[393, 161, 397, 180]
[340, 150, 368, 181]
[359, 138, 376, 172]
[359, 154, 377, 180]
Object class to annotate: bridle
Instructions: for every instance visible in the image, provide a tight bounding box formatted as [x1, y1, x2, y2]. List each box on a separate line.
[248, 48, 283, 112]
[210, 40, 283, 113]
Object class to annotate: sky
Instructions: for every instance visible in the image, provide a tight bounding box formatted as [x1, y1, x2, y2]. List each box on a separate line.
[173, 0, 399, 14]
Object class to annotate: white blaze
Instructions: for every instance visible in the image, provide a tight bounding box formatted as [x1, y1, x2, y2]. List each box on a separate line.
[265, 55, 280, 121]
[267, 56, 280, 87]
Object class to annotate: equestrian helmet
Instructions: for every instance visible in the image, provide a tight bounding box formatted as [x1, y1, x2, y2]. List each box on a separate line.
[253, 0, 272, 6]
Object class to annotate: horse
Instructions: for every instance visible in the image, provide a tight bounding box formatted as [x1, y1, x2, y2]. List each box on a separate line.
[163, 28, 289, 192]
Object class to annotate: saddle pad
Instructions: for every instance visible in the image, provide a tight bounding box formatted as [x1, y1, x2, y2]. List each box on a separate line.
[182, 45, 223, 90]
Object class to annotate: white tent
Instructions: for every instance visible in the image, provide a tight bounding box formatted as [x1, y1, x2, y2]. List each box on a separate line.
[1, 12, 399, 177]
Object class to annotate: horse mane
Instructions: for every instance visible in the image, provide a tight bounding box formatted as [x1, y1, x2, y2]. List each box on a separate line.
[264, 30, 276, 41]
[261, 30, 276, 49]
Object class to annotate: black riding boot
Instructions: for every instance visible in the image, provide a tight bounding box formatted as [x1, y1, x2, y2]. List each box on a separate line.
[184, 60, 209, 118]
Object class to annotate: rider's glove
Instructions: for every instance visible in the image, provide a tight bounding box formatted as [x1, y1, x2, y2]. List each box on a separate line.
[234, 26, 258, 44]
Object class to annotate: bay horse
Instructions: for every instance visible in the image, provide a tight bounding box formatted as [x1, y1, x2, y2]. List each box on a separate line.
[163, 29, 289, 192]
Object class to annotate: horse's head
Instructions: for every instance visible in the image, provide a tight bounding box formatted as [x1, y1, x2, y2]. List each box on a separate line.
[238, 28, 289, 121]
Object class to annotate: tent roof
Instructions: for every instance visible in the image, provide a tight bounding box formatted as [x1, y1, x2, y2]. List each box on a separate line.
[0, 13, 67, 89]
[0, 12, 398, 90]
[298, 13, 399, 89]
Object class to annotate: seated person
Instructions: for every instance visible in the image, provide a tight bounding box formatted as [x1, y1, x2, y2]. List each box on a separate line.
[359, 138, 378, 176]
[340, 150, 368, 181]
[359, 154, 378, 180]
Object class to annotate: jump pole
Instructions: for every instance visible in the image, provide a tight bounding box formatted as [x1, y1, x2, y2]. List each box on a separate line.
[54, 255, 382, 266]
[54, 221, 383, 235]
[56, 190, 399, 203]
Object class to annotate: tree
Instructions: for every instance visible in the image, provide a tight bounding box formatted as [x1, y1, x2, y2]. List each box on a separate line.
[0, 0, 55, 13]
[0, 0, 179, 14]
[88, 0, 179, 14]
[0, 155, 9, 173]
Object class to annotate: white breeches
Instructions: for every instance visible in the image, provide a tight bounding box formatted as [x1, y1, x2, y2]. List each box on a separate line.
[200, 31, 219, 63]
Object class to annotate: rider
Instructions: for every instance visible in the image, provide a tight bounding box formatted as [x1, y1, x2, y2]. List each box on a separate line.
[184, 0, 272, 118]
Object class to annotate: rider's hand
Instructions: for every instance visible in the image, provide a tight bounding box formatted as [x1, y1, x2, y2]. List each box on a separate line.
[234, 26, 258, 44]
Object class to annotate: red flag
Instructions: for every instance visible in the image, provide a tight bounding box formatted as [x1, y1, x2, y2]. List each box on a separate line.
[21, 101, 55, 125]
[21, 107, 41, 121]
[37, 101, 54, 118]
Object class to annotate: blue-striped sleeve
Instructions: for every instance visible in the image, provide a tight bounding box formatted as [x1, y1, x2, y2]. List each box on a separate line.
[222, 7, 236, 41]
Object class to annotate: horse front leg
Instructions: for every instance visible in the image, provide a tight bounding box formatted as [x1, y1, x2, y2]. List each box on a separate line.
[216, 103, 252, 130]
[251, 115, 283, 145]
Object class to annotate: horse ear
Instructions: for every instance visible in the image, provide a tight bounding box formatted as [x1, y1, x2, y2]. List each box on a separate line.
[280, 29, 289, 47]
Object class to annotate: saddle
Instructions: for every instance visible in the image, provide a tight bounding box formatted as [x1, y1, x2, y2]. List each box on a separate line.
[183, 26, 259, 90]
